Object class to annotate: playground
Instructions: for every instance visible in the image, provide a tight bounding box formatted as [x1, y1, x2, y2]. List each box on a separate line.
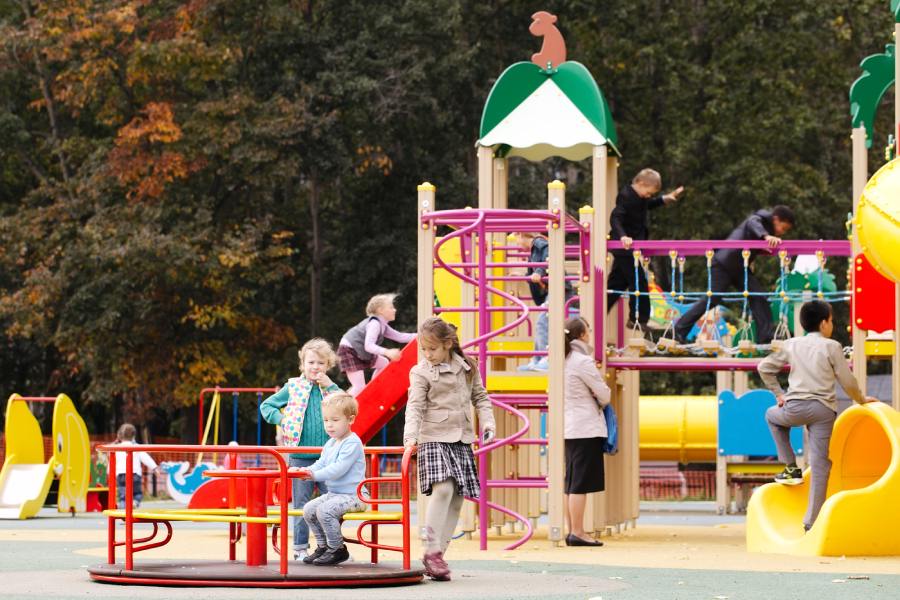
[3, 3, 900, 599]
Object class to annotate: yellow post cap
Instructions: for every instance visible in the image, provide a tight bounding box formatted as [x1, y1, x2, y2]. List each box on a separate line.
[417, 182, 436, 192]
[578, 205, 595, 215]
[547, 180, 566, 190]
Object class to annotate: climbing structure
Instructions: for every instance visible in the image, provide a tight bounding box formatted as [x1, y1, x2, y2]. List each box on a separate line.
[415, 12, 869, 550]
[417, 11, 633, 548]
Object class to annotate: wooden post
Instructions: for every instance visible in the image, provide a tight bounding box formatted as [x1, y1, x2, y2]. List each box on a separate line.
[416, 182, 436, 537]
[590, 146, 609, 531]
[577, 205, 597, 534]
[493, 157, 508, 209]
[605, 158, 638, 527]
[478, 145, 493, 210]
[851, 127, 868, 398]
[578, 206, 596, 333]
[416, 182, 436, 331]
[714, 370, 734, 514]
[592, 146, 609, 364]
[547, 180, 566, 544]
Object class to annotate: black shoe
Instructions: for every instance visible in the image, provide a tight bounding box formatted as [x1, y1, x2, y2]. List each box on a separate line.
[673, 332, 689, 345]
[302, 546, 327, 564]
[312, 544, 350, 565]
[565, 533, 603, 547]
[774, 466, 803, 486]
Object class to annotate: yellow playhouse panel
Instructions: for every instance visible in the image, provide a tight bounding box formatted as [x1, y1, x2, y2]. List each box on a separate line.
[864, 339, 895, 357]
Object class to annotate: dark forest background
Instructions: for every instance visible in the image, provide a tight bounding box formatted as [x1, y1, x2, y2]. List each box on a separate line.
[1, 0, 895, 441]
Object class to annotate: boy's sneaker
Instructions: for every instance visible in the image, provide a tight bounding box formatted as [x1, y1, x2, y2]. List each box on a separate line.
[293, 549, 308, 562]
[774, 466, 803, 486]
[312, 544, 350, 566]
[302, 546, 326, 564]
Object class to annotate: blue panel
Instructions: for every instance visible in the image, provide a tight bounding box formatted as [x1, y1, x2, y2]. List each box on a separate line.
[718, 389, 804, 457]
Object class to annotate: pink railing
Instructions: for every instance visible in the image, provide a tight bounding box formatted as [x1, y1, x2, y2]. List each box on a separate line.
[423, 207, 587, 550]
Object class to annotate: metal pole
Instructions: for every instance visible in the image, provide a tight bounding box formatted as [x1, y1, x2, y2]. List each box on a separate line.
[256, 392, 262, 466]
[232, 392, 239, 443]
[477, 213, 490, 550]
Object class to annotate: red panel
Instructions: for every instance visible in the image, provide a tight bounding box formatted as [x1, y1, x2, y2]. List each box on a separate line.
[853, 254, 896, 333]
[188, 479, 248, 509]
[351, 340, 418, 444]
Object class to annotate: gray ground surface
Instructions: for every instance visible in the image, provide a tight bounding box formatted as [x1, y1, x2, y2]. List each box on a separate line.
[1, 503, 896, 599]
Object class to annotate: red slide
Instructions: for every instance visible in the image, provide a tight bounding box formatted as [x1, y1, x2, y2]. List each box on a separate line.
[351, 340, 419, 443]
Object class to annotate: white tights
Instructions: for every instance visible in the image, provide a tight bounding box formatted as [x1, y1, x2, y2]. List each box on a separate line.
[424, 479, 464, 554]
[346, 355, 390, 396]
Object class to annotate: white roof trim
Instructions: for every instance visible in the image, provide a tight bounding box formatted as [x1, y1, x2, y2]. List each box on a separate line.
[478, 79, 606, 160]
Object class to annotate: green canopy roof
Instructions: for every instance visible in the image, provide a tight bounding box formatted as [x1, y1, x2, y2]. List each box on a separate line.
[478, 61, 618, 161]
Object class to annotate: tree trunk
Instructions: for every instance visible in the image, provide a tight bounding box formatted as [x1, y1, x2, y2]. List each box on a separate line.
[308, 177, 322, 336]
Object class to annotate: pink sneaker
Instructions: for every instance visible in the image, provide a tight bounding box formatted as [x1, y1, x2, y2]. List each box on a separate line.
[422, 551, 451, 581]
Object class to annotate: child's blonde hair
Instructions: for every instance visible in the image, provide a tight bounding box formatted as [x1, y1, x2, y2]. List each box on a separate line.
[298, 338, 337, 372]
[632, 168, 662, 188]
[366, 293, 397, 317]
[418, 317, 477, 381]
[322, 391, 359, 419]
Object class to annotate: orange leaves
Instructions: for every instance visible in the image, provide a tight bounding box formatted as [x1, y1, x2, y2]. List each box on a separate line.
[35, 1, 142, 116]
[119, 102, 182, 143]
[355, 144, 393, 176]
[108, 102, 200, 200]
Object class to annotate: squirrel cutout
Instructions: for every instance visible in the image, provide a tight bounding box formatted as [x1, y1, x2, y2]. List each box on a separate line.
[529, 11, 566, 70]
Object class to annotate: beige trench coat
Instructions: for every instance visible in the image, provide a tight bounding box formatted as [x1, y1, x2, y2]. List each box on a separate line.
[403, 353, 496, 444]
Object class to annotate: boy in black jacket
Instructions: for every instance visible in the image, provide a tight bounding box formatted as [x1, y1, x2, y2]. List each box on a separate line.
[674, 206, 795, 344]
[607, 169, 684, 327]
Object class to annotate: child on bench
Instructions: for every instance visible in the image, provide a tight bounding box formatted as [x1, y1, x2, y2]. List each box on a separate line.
[292, 391, 366, 565]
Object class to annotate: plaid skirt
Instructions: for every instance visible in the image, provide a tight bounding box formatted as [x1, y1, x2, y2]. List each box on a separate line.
[338, 344, 376, 372]
[417, 441, 481, 499]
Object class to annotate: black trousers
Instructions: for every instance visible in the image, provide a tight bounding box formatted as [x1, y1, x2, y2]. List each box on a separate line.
[674, 262, 775, 343]
[606, 253, 650, 325]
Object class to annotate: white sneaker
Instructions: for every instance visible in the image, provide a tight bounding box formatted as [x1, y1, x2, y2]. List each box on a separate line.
[293, 549, 308, 562]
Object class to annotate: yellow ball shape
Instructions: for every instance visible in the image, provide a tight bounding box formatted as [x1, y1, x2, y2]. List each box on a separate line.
[857, 158, 900, 282]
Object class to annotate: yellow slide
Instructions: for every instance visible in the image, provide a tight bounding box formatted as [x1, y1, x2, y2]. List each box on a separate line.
[0, 394, 90, 519]
[746, 402, 900, 556]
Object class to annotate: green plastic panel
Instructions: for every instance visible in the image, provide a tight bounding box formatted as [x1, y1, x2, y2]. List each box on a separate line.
[553, 61, 618, 148]
[849, 44, 895, 148]
[479, 62, 548, 140]
[479, 60, 618, 154]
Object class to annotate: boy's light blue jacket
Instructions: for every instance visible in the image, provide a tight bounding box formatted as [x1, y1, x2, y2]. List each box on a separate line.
[307, 432, 365, 495]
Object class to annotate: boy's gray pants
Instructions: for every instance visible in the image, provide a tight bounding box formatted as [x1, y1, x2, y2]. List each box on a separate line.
[303, 492, 366, 549]
[765, 399, 837, 529]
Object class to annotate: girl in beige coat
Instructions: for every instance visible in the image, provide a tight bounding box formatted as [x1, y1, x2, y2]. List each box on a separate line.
[404, 317, 495, 581]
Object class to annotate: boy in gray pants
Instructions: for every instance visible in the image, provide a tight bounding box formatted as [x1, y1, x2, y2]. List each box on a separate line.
[757, 300, 876, 532]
